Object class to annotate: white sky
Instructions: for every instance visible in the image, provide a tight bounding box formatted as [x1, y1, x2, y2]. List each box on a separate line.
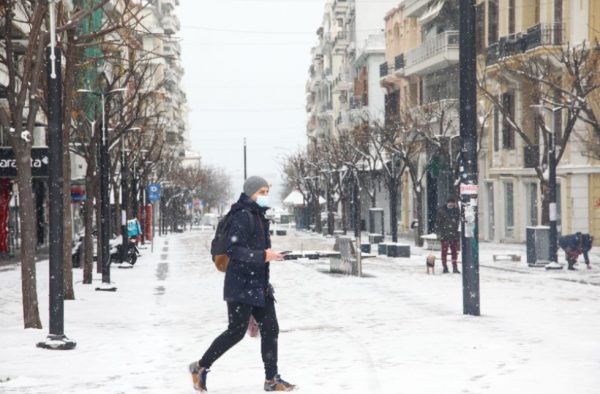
[179, 0, 325, 206]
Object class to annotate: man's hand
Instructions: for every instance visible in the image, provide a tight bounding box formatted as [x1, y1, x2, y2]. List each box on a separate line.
[265, 249, 284, 262]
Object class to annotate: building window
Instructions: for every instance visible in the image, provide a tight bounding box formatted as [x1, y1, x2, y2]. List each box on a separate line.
[501, 92, 515, 150]
[504, 181, 514, 237]
[554, 0, 563, 23]
[508, 0, 516, 34]
[337, 18, 344, 28]
[493, 104, 499, 152]
[488, 0, 498, 44]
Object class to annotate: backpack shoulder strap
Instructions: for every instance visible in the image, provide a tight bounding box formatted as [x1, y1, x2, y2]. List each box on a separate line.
[241, 209, 256, 236]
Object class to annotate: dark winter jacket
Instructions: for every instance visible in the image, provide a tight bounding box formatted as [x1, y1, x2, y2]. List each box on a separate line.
[224, 193, 272, 307]
[558, 232, 593, 263]
[434, 205, 460, 241]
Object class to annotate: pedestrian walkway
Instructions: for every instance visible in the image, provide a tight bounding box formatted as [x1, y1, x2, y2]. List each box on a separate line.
[0, 229, 599, 393]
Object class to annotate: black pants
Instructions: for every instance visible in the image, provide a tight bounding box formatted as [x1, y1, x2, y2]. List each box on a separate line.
[199, 297, 279, 379]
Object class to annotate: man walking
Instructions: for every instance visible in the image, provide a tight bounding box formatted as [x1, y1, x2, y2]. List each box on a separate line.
[189, 176, 296, 392]
[435, 197, 461, 274]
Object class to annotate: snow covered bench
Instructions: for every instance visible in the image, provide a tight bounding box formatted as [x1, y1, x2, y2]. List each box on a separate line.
[421, 233, 440, 251]
[492, 253, 521, 262]
[330, 236, 374, 275]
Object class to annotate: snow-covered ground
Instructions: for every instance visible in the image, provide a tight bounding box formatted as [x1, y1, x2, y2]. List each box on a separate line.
[1, 229, 599, 393]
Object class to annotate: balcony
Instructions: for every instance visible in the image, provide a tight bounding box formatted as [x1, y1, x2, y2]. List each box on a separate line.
[525, 23, 564, 50]
[404, 30, 459, 76]
[162, 14, 180, 35]
[350, 95, 367, 110]
[163, 40, 181, 57]
[333, 71, 352, 92]
[335, 112, 352, 131]
[161, 0, 178, 12]
[403, 0, 429, 17]
[333, 31, 351, 49]
[486, 23, 565, 66]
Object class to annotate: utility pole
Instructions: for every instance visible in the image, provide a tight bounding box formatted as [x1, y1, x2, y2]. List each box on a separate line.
[459, 0, 480, 316]
[37, 0, 76, 350]
[121, 138, 129, 263]
[243, 137, 247, 180]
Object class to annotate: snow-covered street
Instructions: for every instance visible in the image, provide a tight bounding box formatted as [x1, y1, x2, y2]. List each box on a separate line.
[1, 229, 600, 394]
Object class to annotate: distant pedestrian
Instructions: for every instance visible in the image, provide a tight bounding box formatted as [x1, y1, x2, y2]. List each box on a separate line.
[189, 176, 296, 392]
[435, 197, 461, 274]
[558, 232, 593, 270]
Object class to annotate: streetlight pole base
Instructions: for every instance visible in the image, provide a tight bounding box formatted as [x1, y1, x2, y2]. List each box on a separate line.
[95, 282, 118, 292]
[545, 261, 564, 270]
[36, 334, 77, 350]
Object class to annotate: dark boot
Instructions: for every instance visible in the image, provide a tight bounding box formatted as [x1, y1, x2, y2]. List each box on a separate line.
[442, 266, 449, 274]
[452, 264, 460, 274]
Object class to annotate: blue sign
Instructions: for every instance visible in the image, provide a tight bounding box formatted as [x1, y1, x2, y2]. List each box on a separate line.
[148, 183, 161, 202]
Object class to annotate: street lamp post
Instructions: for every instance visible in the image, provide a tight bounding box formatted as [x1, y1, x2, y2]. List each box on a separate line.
[77, 87, 126, 291]
[37, 0, 76, 350]
[459, 0, 480, 316]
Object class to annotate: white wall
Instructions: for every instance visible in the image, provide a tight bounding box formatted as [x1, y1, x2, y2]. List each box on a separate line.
[367, 54, 386, 123]
[570, 0, 589, 46]
[569, 174, 589, 233]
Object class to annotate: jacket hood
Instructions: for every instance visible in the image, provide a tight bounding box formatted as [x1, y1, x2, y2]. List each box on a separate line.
[230, 193, 269, 214]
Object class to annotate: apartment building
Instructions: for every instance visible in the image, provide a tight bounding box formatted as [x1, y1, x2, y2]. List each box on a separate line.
[306, 0, 396, 140]
[380, 0, 461, 235]
[306, 0, 398, 234]
[477, 0, 600, 242]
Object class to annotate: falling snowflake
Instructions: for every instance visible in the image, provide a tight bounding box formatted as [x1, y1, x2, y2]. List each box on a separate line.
[21, 131, 31, 142]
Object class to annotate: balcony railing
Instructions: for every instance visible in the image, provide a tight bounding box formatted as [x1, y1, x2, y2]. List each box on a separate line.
[333, 31, 350, 47]
[486, 23, 565, 66]
[405, 31, 459, 72]
[525, 23, 564, 49]
[350, 93, 369, 109]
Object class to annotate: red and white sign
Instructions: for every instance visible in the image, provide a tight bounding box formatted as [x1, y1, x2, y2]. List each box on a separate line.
[460, 184, 479, 195]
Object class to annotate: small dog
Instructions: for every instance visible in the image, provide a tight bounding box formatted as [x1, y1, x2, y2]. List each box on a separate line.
[426, 254, 436, 275]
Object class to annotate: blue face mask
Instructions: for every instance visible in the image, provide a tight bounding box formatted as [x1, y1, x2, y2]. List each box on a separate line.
[256, 195, 270, 208]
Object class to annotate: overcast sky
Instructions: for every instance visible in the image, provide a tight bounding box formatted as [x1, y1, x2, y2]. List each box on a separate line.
[178, 0, 325, 207]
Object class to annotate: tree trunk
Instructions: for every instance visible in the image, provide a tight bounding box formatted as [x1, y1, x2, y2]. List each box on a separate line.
[540, 180, 550, 225]
[83, 165, 97, 284]
[389, 178, 399, 243]
[112, 183, 120, 237]
[414, 190, 424, 247]
[340, 197, 348, 234]
[62, 150, 75, 299]
[95, 182, 103, 274]
[15, 149, 42, 328]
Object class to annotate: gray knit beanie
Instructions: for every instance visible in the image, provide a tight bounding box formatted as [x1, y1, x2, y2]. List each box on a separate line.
[243, 176, 269, 197]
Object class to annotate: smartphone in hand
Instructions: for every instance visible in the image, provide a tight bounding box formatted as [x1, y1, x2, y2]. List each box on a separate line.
[280, 250, 293, 255]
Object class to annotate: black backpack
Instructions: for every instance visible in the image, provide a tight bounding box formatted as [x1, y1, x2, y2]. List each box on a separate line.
[210, 209, 254, 272]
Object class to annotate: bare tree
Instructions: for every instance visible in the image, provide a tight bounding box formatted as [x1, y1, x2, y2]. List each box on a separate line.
[479, 40, 600, 223]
